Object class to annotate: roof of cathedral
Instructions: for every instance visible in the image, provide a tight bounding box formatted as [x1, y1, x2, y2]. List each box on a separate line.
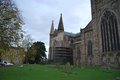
[64, 31, 75, 37]
[64, 31, 81, 38]
[74, 32, 81, 37]
[83, 20, 93, 32]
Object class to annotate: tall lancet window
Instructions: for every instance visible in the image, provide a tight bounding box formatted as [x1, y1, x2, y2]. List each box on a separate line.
[87, 40, 92, 56]
[101, 11, 120, 52]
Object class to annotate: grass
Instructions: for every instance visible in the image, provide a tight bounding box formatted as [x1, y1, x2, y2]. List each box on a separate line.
[0, 64, 120, 80]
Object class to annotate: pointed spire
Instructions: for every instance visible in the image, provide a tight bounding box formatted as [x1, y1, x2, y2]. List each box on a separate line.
[50, 19, 54, 35]
[58, 13, 64, 31]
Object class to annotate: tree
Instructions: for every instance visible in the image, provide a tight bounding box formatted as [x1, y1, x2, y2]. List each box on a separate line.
[21, 34, 33, 63]
[22, 34, 33, 51]
[28, 41, 46, 64]
[0, 0, 23, 51]
[0, 0, 23, 61]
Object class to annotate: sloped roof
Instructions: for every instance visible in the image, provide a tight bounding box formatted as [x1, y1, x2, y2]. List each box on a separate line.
[83, 20, 93, 32]
[64, 32, 75, 37]
[74, 32, 81, 37]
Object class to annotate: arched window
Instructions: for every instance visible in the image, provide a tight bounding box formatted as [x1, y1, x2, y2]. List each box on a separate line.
[77, 47, 81, 58]
[87, 40, 92, 56]
[76, 47, 81, 66]
[101, 11, 120, 52]
[87, 40, 93, 65]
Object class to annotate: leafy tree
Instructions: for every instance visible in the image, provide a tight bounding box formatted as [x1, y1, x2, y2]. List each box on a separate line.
[21, 34, 33, 63]
[1, 46, 25, 64]
[22, 34, 33, 51]
[28, 41, 46, 64]
[0, 0, 23, 61]
[0, 0, 23, 51]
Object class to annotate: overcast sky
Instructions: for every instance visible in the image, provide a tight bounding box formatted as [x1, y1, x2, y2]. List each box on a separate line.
[14, 0, 91, 57]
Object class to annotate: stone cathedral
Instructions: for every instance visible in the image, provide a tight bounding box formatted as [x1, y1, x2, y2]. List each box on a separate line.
[49, 0, 120, 68]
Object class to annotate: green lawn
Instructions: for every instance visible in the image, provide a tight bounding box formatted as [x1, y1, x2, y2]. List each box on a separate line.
[0, 64, 120, 80]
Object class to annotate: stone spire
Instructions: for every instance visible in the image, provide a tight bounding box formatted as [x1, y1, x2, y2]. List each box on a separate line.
[58, 13, 64, 32]
[50, 20, 54, 35]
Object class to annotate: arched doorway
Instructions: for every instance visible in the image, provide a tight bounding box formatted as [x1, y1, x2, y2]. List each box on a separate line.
[76, 47, 81, 66]
[87, 40, 93, 65]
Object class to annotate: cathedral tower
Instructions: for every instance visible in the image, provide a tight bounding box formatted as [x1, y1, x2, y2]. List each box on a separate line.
[49, 20, 54, 60]
[50, 20, 54, 36]
[58, 13, 64, 32]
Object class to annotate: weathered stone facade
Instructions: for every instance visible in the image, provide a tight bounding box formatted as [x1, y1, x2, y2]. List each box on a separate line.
[49, 0, 120, 68]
